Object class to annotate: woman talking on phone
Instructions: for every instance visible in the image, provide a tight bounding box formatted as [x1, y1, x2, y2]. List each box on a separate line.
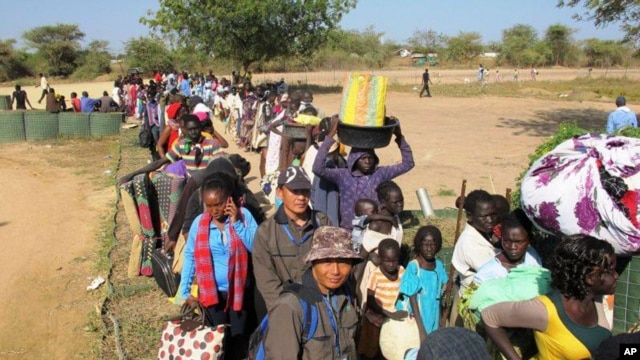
[177, 172, 258, 359]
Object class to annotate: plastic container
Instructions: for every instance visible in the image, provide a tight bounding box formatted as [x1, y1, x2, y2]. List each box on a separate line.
[284, 123, 308, 139]
[24, 111, 58, 140]
[0, 111, 26, 143]
[58, 112, 90, 137]
[337, 117, 398, 149]
[90, 112, 124, 136]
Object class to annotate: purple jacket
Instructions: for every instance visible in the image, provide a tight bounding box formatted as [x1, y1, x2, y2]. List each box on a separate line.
[312, 136, 414, 229]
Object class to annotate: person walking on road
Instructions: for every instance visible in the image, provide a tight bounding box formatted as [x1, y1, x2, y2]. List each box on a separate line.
[419, 69, 433, 98]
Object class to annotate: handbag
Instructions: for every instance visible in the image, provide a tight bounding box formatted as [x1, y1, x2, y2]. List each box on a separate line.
[139, 109, 154, 148]
[157, 302, 225, 360]
[151, 249, 180, 297]
[139, 126, 153, 148]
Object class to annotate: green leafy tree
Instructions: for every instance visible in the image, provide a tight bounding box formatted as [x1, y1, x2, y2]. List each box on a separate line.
[544, 23, 575, 65]
[499, 24, 538, 66]
[73, 40, 112, 80]
[171, 45, 210, 74]
[22, 24, 85, 76]
[323, 26, 393, 68]
[124, 36, 173, 74]
[582, 38, 629, 67]
[0, 39, 32, 81]
[408, 29, 448, 54]
[445, 32, 483, 64]
[558, 0, 638, 44]
[141, 0, 356, 72]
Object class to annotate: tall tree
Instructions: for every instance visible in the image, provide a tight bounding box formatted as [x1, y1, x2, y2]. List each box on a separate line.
[500, 24, 538, 66]
[0, 39, 32, 81]
[141, 0, 356, 72]
[544, 23, 575, 66]
[558, 0, 638, 44]
[407, 29, 447, 53]
[582, 38, 629, 67]
[446, 32, 483, 64]
[22, 24, 85, 76]
[124, 36, 173, 74]
[73, 40, 112, 79]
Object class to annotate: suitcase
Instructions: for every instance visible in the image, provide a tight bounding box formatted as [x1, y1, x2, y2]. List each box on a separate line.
[151, 249, 181, 297]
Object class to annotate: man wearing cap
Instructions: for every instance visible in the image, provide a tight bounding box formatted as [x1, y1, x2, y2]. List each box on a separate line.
[262, 226, 361, 359]
[252, 166, 331, 316]
[606, 96, 637, 134]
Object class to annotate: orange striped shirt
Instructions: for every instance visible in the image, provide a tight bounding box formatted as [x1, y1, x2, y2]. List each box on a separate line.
[367, 267, 404, 312]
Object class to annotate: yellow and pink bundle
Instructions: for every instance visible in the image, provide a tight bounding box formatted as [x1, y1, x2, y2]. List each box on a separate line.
[339, 73, 387, 127]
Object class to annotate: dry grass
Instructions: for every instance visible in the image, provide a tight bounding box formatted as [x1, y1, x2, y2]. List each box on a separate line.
[98, 127, 178, 360]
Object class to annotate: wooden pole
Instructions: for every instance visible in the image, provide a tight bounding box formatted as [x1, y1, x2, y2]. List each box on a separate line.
[440, 179, 467, 327]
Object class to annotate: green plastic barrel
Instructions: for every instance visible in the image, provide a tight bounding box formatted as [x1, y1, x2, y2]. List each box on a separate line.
[24, 111, 59, 140]
[0, 111, 26, 143]
[90, 112, 123, 136]
[0, 95, 11, 111]
[58, 112, 90, 137]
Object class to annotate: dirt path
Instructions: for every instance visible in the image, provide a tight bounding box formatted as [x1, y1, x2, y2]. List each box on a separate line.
[0, 142, 115, 359]
[0, 70, 618, 358]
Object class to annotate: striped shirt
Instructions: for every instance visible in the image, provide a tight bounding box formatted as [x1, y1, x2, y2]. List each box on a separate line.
[166, 137, 222, 176]
[368, 266, 404, 312]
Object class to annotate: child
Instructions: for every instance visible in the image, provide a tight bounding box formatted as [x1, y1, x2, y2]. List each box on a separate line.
[352, 198, 378, 252]
[358, 239, 407, 359]
[375, 180, 405, 244]
[399, 225, 448, 340]
[356, 184, 404, 306]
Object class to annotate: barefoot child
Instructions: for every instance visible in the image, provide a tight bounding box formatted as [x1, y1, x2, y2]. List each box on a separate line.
[358, 239, 407, 359]
[399, 226, 448, 341]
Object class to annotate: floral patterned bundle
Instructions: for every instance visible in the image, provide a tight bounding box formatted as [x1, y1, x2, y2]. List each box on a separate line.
[521, 134, 640, 255]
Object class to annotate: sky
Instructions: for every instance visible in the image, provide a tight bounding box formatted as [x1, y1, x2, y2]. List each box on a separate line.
[0, 0, 626, 53]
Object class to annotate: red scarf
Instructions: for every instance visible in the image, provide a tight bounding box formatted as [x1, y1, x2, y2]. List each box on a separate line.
[194, 209, 248, 311]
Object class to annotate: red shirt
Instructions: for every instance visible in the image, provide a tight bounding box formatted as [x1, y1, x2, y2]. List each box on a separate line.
[71, 98, 81, 112]
[154, 72, 162, 82]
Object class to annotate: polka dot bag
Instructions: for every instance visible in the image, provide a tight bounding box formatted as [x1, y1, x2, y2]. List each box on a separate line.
[157, 302, 225, 360]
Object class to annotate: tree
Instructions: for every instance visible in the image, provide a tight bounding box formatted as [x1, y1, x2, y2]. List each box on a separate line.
[500, 24, 538, 66]
[0, 39, 32, 81]
[124, 37, 173, 74]
[323, 26, 393, 68]
[544, 24, 575, 66]
[141, 0, 356, 72]
[22, 24, 85, 76]
[408, 29, 447, 53]
[72, 40, 112, 80]
[582, 38, 629, 67]
[446, 32, 483, 64]
[558, 0, 639, 44]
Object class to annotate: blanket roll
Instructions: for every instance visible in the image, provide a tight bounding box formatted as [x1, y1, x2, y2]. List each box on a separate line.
[520, 133, 640, 255]
[339, 73, 387, 127]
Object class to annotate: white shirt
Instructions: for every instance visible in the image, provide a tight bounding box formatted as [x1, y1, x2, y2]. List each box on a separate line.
[473, 248, 542, 285]
[451, 223, 499, 295]
[40, 76, 49, 89]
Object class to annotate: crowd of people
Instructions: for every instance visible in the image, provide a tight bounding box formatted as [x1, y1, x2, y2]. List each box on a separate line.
[115, 70, 634, 360]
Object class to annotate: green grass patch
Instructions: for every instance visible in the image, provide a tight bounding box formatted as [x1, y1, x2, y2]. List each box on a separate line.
[436, 188, 456, 197]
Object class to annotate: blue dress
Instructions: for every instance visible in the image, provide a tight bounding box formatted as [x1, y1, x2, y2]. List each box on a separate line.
[398, 259, 448, 333]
